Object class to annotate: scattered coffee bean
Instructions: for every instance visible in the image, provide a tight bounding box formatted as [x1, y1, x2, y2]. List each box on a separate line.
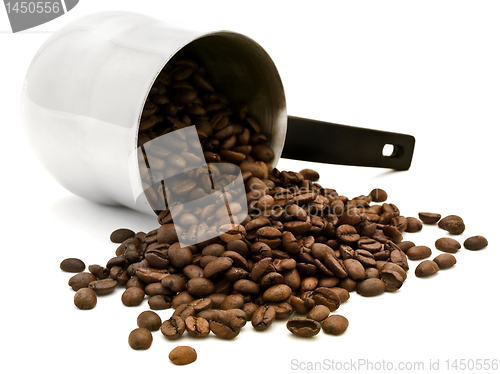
[169, 346, 197, 366]
[356, 278, 386, 297]
[433, 254, 457, 269]
[128, 328, 152, 350]
[307, 305, 331, 322]
[74, 288, 97, 310]
[286, 318, 321, 337]
[405, 217, 423, 233]
[110, 228, 135, 243]
[438, 215, 465, 235]
[369, 188, 387, 202]
[299, 168, 320, 182]
[322, 315, 349, 335]
[464, 235, 488, 251]
[406, 245, 432, 260]
[137, 311, 162, 331]
[435, 237, 461, 253]
[161, 316, 185, 340]
[121, 287, 145, 306]
[415, 260, 440, 277]
[88, 278, 118, 295]
[68, 272, 96, 291]
[60, 258, 85, 273]
[418, 212, 441, 224]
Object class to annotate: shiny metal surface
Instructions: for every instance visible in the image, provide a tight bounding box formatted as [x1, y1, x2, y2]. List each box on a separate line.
[21, 11, 286, 215]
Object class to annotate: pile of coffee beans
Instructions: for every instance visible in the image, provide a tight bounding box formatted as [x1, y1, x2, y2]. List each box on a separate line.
[59, 55, 489, 365]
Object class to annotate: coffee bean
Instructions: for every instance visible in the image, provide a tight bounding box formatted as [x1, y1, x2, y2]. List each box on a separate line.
[433, 253, 457, 269]
[137, 311, 162, 331]
[262, 284, 292, 303]
[128, 328, 152, 350]
[161, 316, 185, 340]
[251, 304, 276, 331]
[369, 188, 387, 202]
[68, 272, 96, 291]
[406, 245, 432, 260]
[286, 318, 321, 337]
[299, 168, 320, 182]
[74, 288, 97, 310]
[438, 215, 465, 235]
[148, 295, 172, 310]
[121, 287, 145, 306]
[169, 346, 197, 366]
[306, 305, 330, 322]
[356, 278, 386, 297]
[210, 310, 241, 339]
[60, 258, 85, 273]
[88, 264, 109, 279]
[110, 228, 135, 243]
[312, 287, 341, 312]
[203, 257, 233, 278]
[405, 217, 423, 233]
[435, 238, 461, 253]
[186, 277, 215, 297]
[184, 316, 210, 337]
[343, 259, 365, 281]
[161, 274, 186, 293]
[336, 224, 360, 245]
[322, 315, 349, 335]
[415, 260, 440, 277]
[464, 235, 488, 251]
[88, 278, 118, 295]
[418, 212, 441, 224]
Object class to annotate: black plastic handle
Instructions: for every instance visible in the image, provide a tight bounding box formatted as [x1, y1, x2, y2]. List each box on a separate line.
[281, 116, 415, 170]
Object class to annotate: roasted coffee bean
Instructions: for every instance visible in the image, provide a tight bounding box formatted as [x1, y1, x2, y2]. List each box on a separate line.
[312, 287, 341, 312]
[121, 287, 145, 306]
[464, 235, 488, 251]
[137, 310, 162, 331]
[136, 267, 169, 283]
[418, 212, 441, 224]
[306, 305, 330, 322]
[336, 224, 360, 245]
[406, 245, 432, 260]
[369, 188, 387, 202]
[435, 237, 461, 253]
[60, 258, 85, 273]
[415, 260, 440, 277]
[438, 215, 465, 235]
[380, 268, 405, 292]
[251, 304, 276, 331]
[286, 318, 321, 337]
[203, 257, 233, 278]
[262, 284, 292, 303]
[186, 277, 215, 297]
[128, 328, 152, 350]
[148, 295, 172, 310]
[184, 316, 210, 337]
[343, 259, 365, 281]
[74, 288, 97, 310]
[161, 316, 185, 340]
[88, 278, 118, 295]
[161, 274, 186, 292]
[356, 278, 386, 297]
[405, 217, 423, 233]
[88, 264, 109, 279]
[169, 346, 197, 366]
[110, 228, 135, 243]
[398, 241, 416, 253]
[299, 169, 320, 182]
[433, 253, 457, 269]
[68, 272, 96, 291]
[210, 310, 241, 339]
[322, 315, 349, 335]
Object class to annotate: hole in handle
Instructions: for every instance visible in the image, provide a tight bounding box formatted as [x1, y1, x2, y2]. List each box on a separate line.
[382, 144, 402, 158]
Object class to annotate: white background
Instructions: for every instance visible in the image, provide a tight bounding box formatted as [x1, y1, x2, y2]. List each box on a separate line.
[1, 1, 499, 373]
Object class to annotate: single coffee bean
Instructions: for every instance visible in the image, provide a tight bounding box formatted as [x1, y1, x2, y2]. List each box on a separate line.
[210, 310, 241, 339]
[251, 304, 276, 331]
[343, 259, 365, 281]
[405, 217, 423, 233]
[433, 253, 457, 269]
[169, 346, 197, 366]
[128, 328, 152, 350]
[397, 241, 415, 254]
[186, 277, 215, 297]
[306, 305, 330, 322]
[336, 224, 360, 245]
[406, 245, 432, 260]
[312, 287, 341, 312]
[286, 318, 321, 337]
[356, 278, 386, 297]
[68, 272, 96, 291]
[184, 316, 210, 337]
[74, 288, 97, 310]
[415, 260, 440, 277]
[88, 264, 109, 279]
[299, 168, 320, 182]
[322, 315, 349, 335]
[438, 215, 465, 235]
[435, 237, 461, 253]
[369, 188, 388, 202]
[161, 316, 185, 340]
[161, 274, 186, 293]
[262, 284, 292, 303]
[148, 295, 172, 310]
[121, 287, 145, 306]
[463, 235, 488, 251]
[137, 310, 162, 331]
[110, 228, 135, 243]
[380, 268, 405, 292]
[418, 212, 441, 224]
[60, 258, 86, 273]
[88, 278, 118, 295]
